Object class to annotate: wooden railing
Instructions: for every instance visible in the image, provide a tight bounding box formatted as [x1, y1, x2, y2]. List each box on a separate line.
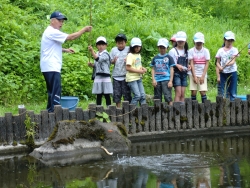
[0, 96, 250, 145]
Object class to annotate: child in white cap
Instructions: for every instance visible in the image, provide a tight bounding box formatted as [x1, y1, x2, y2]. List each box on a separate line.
[168, 31, 189, 102]
[126, 37, 147, 106]
[88, 36, 113, 106]
[188, 32, 210, 103]
[150, 38, 175, 105]
[110, 34, 131, 108]
[215, 31, 239, 101]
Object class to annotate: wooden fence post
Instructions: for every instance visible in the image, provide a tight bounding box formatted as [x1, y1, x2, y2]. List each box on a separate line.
[122, 101, 130, 133]
[12, 115, 20, 142]
[211, 103, 217, 127]
[204, 100, 211, 128]
[18, 108, 26, 141]
[235, 98, 242, 125]
[129, 104, 136, 134]
[5, 113, 13, 144]
[180, 103, 186, 130]
[75, 107, 84, 120]
[109, 105, 116, 122]
[173, 102, 181, 131]
[154, 99, 161, 131]
[62, 108, 69, 120]
[141, 103, 149, 132]
[41, 110, 48, 140]
[0, 116, 6, 143]
[192, 101, 199, 129]
[168, 105, 174, 130]
[242, 101, 248, 125]
[230, 101, 236, 126]
[148, 106, 155, 131]
[161, 102, 169, 131]
[116, 108, 123, 123]
[54, 105, 63, 122]
[198, 103, 204, 129]
[216, 96, 223, 127]
[224, 99, 230, 126]
[48, 113, 55, 138]
[88, 103, 96, 119]
[185, 98, 193, 129]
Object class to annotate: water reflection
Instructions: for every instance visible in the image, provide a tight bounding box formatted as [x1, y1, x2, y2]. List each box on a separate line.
[0, 134, 249, 187]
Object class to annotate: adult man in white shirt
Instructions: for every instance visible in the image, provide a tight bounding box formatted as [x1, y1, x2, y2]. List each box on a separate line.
[40, 11, 92, 112]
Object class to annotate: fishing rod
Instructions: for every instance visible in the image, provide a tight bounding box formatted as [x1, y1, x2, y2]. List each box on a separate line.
[88, 0, 92, 62]
[222, 42, 250, 69]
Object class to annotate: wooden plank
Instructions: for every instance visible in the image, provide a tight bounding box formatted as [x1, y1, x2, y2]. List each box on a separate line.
[204, 100, 211, 128]
[129, 104, 136, 134]
[192, 101, 199, 129]
[235, 98, 242, 125]
[141, 103, 149, 132]
[148, 106, 155, 131]
[230, 101, 236, 126]
[242, 101, 248, 125]
[180, 103, 186, 130]
[173, 102, 181, 131]
[5, 113, 13, 144]
[75, 107, 84, 120]
[185, 98, 193, 129]
[216, 96, 223, 127]
[161, 102, 168, 131]
[199, 103, 205, 129]
[154, 99, 161, 131]
[122, 101, 130, 133]
[88, 103, 96, 119]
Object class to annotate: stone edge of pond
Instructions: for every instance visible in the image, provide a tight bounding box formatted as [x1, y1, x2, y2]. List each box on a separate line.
[128, 125, 250, 142]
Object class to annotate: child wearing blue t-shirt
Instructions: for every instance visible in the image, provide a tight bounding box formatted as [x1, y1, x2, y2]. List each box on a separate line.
[150, 38, 175, 105]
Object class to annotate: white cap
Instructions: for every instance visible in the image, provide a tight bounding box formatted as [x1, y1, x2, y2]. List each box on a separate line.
[175, 31, 187, 42]
[193, 32, 205, 43]
[130, 37, 142, 47]
[96, 36, 107, 44]
[157, 38, 169, 48]
[224, 31, 235, 41]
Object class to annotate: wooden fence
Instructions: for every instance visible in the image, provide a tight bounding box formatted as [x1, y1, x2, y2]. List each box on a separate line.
[0, 96, 250, 145]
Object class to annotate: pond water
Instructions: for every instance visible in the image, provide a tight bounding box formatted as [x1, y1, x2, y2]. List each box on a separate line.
[0, 133, 250, 188]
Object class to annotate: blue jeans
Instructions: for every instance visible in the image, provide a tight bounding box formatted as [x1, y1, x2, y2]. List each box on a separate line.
[220, 71, 237, 101]
[128, 78, 146, 105]
[173, 72, 188, 87]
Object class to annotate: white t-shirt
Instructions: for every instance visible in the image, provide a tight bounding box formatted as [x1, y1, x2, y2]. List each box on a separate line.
[168, 48, 185, 65]
[188, 47, 210, 77]
[215, 47, 238, 73]
[40, 26, 68, 72]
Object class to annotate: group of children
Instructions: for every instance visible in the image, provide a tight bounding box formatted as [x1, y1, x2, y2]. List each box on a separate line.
[88, 31, 239, 107]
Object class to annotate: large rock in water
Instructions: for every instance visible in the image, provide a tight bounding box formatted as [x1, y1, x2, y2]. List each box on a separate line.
[30, 120, 131, 165]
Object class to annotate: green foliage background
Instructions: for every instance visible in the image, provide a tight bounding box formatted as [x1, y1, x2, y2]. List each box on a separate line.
[1, 0, 250, 105]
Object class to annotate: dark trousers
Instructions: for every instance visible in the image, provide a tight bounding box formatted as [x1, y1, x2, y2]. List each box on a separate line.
[96, 93, 111, 106]
[43, 72, 61, 112]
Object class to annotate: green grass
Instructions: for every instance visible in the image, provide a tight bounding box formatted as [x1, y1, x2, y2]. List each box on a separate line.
[1, 85, 249, 117]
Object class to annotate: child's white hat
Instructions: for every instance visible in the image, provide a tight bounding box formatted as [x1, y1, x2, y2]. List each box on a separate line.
[175, 31, 187, 42]
[96, 36, 107, 44]
[193, 32, 205, 43]
[224, 31, 235, 41]
[157, 38, 169, 48]
[130, 37, 142, 47]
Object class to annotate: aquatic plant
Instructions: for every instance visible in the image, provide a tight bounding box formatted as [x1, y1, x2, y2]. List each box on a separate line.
[96, 112, 111, 123]
[24, 114, 36, 150]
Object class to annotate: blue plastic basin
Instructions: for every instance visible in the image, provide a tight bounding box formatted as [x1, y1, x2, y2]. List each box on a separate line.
[236, 95, 246, 101]
[60, 96, 79, 111]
